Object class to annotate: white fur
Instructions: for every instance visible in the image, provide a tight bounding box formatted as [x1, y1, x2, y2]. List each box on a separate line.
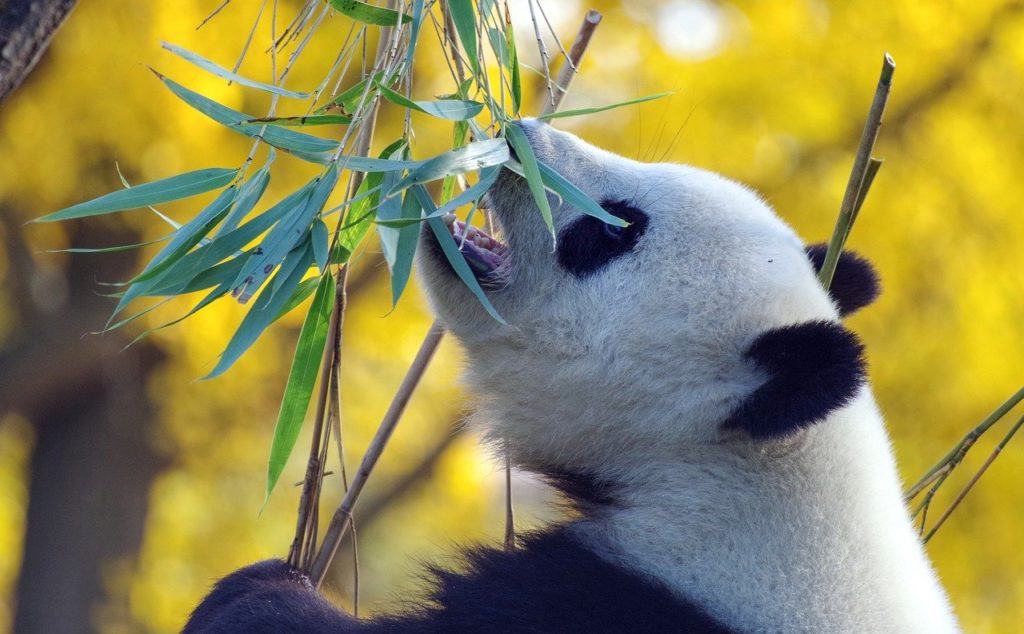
[416, 119, 959, 633]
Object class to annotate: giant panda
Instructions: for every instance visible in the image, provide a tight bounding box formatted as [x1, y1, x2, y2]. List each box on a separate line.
[184, 119, 960, 633]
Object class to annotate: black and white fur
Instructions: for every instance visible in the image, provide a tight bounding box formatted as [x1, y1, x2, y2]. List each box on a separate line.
[185, 120, 959, 633]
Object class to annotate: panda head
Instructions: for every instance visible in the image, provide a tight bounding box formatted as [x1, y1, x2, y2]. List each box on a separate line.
[417, 119, 879, 479]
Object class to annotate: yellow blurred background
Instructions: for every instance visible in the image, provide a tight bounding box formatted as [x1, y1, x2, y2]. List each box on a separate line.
[1, 0, 1022, 631]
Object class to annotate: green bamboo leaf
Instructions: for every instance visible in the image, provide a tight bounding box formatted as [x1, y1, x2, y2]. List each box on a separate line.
[243, 114, 352, 127]
[124, 281, 233, 348]
[205, 243, 313, 379]
[132, 186, 238, 284]
[312, 219, 329, 273]
[413, 185, 504, 323]
[264, 273, 336, 503]
[275, 277, 321, 321]
[317, 73, 386, 115]
[161, 41, 311, 99]
[389, 192, 422, 306]
[404, 0, 426, 72]
[116, 163, 181, 229]
[232, 166, 339, 303]
[376, 82, 484, 121]
[446, 0, 480, 77]
[376, 165, 500, 227]
[217, 151, 274, 236]
[389, 139, 509, 195]
[108, 186, 238, 321]
[333, 139, 404, 264]
[505, 123, 554, 237]
[536, 92, 674, 121]
[440, 120, 471, 204]
[537, 161, 627, 227]
[158, 74, 336, 154]
[159, 74, 419, 169]
[377, 173, 405, 269]
[140, 184, 304, 298]
[327, 0, 411, 26]
[47, 235, 171, 254]
[506, 20, 522, 114]
[34, 168, 237, 223]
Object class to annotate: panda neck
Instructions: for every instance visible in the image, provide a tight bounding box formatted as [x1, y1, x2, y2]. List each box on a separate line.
[567, 393, 959, 633]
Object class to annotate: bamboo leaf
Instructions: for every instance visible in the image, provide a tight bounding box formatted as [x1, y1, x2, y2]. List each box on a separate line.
[205, 244, 313, 379]
[243, 114, 352, 126]
[388, 138, 509, 195]
[47, 235, 171, 254]
[404, 0, 426, 72]
[505, 123, 553, 237]
[132, 186, 238, 284]
[312, 219, 329, 273]
[232, 166, 340, 303]
[446, 0, 480, 77]
[264, 274, 336, 503]
[34, 168, 237, 223]
[275, 277, 321, 321]
[376, 81, 484, 121]
[159, 74, 419, 170]
[327, 0, 411, 26]
[161, 41, 311, 98]
[389, 192, 422, 306]
[140, 184, 305, 298]
[217, 151, 275, 236]
[414, 185, 504, 323]
[536, 92, 674, 121]
[536, 161, 627, 227]
[376, 165, 500, 227]
[108, 186, 237, 321]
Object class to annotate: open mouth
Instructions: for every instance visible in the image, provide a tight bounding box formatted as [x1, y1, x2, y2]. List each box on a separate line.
[442, 212, 509, 285]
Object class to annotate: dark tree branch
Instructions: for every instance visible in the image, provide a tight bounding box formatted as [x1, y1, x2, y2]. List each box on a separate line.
[0, 0, 77, 104]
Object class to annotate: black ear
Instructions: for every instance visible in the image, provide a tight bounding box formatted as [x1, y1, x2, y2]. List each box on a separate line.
[723, 321, 866, 441]
[805, 244, 880, 317]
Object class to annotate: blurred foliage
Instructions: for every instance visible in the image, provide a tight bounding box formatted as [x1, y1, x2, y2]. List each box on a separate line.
[0, 0, 1022, 632]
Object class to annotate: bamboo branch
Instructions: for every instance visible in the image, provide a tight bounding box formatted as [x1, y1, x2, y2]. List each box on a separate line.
[818, 53, 895, 289]
[309, 322, 446, 587]
[307, 7, 604, 586]
[923, 413, 1024, 542]
[542, 10, 601, 117]
[905, 386, 1024, 501]
[290, 10, 395, 572]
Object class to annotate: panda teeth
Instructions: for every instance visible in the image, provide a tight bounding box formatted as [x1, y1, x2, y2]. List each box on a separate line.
[444, 217, 508, 279]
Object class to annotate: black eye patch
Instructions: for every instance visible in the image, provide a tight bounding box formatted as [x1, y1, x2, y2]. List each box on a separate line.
[556, 201, 649, 278]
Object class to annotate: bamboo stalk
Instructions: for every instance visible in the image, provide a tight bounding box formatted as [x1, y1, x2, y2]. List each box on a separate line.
[307, 7, 604, 587]
[310, 323, 446, 586]
[818, 53, 895, 289]
[905, 386, 1024, 501]
[923, 413, 1024, 542]
[290, 10, 396, 572]
[542, 10, 601, 117]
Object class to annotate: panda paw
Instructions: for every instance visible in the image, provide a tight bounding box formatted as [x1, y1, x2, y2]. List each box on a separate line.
[725, 320, 867, 441]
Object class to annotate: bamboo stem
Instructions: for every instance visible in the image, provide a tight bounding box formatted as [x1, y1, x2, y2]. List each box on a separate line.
[542, 10, 601, 117]
[310, 323, 446, 587]
[307, 6, 604, 586]
[923, 413, 1024, 542]
[818, 54, 895, 289]
[904, 386, 1024, 501]
[290, 9, 394, 572]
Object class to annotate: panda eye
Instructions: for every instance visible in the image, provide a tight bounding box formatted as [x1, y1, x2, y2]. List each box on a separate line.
[602, 222, 625, 240]
[556, 201, 649, 278]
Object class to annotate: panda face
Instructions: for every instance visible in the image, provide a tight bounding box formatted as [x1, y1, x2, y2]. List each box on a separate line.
[416, 119, 839, 471]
